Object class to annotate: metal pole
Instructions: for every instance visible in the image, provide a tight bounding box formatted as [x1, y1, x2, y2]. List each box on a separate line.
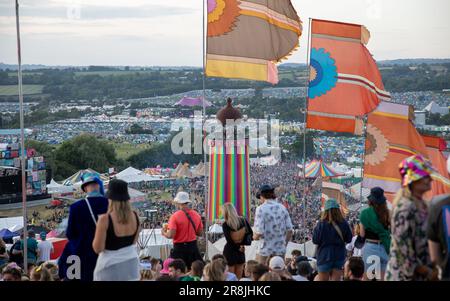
[301, 18, 312, 256]
[202, 0, 209, 261]
[359, 116, 368, 212]
[15, 0, 28, 274]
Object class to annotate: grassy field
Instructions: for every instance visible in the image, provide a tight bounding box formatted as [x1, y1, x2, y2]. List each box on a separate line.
[279, 70, 308, 81]
[114, 143, 151, 160]
[0, 84, 44, 96]
[74, 70, 162, 77]
[8, 72, 43, 77]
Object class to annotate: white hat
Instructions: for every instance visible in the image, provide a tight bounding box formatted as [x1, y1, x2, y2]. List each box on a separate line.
[173, 191, 191, 204]
[269, 256, 285, 271]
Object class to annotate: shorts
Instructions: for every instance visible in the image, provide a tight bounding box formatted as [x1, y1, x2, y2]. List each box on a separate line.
[317, 260, 345, 273]
[362, 242, 388, 272]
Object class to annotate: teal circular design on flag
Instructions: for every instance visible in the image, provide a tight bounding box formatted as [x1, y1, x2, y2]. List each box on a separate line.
[308, 48, 338, 99]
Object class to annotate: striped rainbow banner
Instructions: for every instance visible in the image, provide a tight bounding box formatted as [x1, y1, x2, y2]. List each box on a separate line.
[208, 139, 251, 222]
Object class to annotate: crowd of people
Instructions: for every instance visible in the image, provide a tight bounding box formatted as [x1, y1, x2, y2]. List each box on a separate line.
[1, 154, 449, 282]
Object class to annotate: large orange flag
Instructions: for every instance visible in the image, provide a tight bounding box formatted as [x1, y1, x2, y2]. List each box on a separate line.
[363, 102, 427, 194]
[422, 134, 450, 199]
[306, 19, 390, 133]
[363, 102, 450, 200]
[206, 0, 302, 84]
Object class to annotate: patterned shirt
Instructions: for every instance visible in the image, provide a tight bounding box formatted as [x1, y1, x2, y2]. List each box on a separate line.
[386, 195, 431, 281]
[254, 199, 293, 257]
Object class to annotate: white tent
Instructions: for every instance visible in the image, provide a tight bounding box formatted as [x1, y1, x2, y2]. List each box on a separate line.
[128, 187, 146, 203]
[350, 182, 370, 199]
[171, 163, 183, 177]
[0, 216, 23, 232]
[137, 229, 173, 260]
[424, 101, 449, 115]
[116, 167, 160, 183]
[208, 223, 223, 234]
[47, 179, 75, 194]
[176, 164, 193, 178]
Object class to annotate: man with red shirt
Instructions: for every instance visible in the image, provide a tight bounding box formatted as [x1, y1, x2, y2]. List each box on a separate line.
[162, 191, 204, 268]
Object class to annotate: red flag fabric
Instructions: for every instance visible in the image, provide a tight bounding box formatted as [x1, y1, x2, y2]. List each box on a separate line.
[306, 19, 390, 133]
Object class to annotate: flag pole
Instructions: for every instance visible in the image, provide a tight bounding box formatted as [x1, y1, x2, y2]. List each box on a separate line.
[202, 0, 210, 261]
[15, 0, 28, 274]
[359, 116, 368, 212]
[301, 18, 312, 256]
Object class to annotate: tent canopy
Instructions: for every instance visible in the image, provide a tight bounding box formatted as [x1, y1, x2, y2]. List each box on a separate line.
[0, 216, 23, 232]
[116, 167, 160, 183]
[175, 96, 212, 107]
[0, 228, 19, 240]
[351, 182, 370, 199]
[63, 169, 108, 186]
[47, 179, 75, 194]
[301, 160, 344, 178]
[208, 223, 223, 234]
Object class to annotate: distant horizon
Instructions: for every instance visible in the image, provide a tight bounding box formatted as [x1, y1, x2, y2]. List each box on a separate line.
[1, 57, 450, 69]
[1, 0, 449, 66]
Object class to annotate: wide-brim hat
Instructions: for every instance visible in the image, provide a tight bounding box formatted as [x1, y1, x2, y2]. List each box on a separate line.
[324, 198, 340, 211]
[81, 172, 101, 192]
[259, 184, 275, 194]
[367, 187, 387, 204]
[173, 191, 191, 204]
[106, 179, 130, 202]
[399, 155, 434, 187]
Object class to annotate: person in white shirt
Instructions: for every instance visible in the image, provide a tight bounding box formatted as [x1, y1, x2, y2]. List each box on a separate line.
[37, 232, 54, 262]
[253, 185, 293, 265]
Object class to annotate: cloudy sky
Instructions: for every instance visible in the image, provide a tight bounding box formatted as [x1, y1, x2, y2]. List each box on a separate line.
[0, 0, 449, 66]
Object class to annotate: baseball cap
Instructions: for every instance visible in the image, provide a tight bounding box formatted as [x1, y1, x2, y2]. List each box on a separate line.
[269, 256, 285, 271]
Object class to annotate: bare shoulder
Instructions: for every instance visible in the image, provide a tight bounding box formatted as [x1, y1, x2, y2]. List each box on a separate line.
[97, 214, 109, 226]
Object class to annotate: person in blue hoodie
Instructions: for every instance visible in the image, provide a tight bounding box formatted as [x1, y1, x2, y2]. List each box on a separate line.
[58, 172, 108, 281]
[313, 198, 352, 281]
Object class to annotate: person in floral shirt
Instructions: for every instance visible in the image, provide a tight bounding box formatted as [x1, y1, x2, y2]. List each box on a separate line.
[386, 155, 439, 281]
[253, 185, 293, 265]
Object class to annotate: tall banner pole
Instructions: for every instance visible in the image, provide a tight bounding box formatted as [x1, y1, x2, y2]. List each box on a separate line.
[202, 0, 210, 260]
[301, 18, 312, 256]
[15, 0, 28, 273]
[359, 116, 368, 212]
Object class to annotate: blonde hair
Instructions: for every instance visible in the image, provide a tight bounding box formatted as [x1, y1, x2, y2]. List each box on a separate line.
[393, 186, 426, 211]
[223, 203, 241, 231]
[31, 265, 53, 281]
[140, 269, 154, 281]
[204, 259, 226, 281]
[109, 200, 133, 224]
[393, 187, 410, 207]
[321, 208, 344, 223]
[259, 272, 281, 281]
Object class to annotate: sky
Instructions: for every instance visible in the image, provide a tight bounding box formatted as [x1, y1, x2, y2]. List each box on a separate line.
[0, 0, 449, 66]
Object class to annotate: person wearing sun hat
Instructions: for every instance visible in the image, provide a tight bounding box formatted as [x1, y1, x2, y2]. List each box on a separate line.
[427, 155, 450, 280]
[162, 191, 204, 268]
[386, 155, 438, 281]
[58, 171, 108, 281]
[312, 198, 352, 281]
[359, 187, 391, 280]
